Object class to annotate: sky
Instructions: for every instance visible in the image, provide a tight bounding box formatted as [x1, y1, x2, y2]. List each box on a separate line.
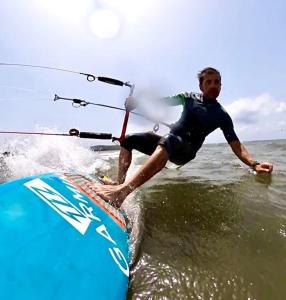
[0, 0, 286, 144]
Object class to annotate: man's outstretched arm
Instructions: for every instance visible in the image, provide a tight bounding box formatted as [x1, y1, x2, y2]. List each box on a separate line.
[229, 140, 273, 173]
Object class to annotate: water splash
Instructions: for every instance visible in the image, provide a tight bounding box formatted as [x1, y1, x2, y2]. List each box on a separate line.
[0, 129, 110, 180]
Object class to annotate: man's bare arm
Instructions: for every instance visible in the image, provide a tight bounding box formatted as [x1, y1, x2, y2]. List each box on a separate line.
[229, 140, 273, 173]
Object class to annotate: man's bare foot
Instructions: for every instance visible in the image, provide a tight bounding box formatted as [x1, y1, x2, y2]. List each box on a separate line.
[98, 176, 118, 185]
[89, 184, 130, 208]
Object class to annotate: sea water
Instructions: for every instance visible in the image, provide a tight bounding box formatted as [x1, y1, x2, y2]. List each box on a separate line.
[1, 137, 285, 300]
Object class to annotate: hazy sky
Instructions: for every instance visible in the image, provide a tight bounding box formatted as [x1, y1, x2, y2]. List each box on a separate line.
[1, 0, 286, 144]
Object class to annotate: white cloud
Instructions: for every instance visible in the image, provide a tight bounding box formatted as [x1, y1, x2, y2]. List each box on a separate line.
[277, 102, 286, 113]
[226, 94, 272, 121]
[223, 94, 286, 141]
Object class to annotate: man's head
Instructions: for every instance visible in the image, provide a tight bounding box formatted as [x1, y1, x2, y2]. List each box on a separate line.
[198, 67, 221, 100]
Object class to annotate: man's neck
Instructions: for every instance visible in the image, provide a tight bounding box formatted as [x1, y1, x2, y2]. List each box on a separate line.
[202, 95, 217, 103]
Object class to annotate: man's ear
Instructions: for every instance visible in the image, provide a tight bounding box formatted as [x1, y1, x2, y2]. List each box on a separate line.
[199, 84, 203, 92]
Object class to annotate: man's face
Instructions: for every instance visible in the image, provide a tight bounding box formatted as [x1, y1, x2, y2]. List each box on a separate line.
[200, 72, 221, 100]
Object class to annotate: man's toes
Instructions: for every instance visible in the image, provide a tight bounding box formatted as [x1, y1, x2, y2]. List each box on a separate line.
[99, 176, 117, 185]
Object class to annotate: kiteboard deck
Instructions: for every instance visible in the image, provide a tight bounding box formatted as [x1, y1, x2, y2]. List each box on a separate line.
[0, 172, 129, 300]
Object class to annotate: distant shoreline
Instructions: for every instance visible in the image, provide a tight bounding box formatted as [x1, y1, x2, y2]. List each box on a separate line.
[89, 138, 286, 152]
[90, 145, 120, 152]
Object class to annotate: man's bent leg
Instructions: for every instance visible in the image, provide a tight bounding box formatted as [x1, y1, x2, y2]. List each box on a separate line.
[116, 132, 161, 184]
[118, 147, 132, 184]
[123, 145, 169, 192]
[92, 145, 169, 207]
[100, 147, 132, 185]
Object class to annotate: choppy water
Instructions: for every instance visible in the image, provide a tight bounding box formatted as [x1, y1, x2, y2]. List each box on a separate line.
[127, 140, 286, 300]
[1, 137, 285, 300]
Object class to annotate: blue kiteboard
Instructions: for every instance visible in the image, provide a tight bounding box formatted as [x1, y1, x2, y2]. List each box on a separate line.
[0, 173, 129, 300]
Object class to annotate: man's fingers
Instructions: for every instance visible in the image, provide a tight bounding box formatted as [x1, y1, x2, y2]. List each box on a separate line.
[256, 162, 273, 174]
[257, 165, 273, 174]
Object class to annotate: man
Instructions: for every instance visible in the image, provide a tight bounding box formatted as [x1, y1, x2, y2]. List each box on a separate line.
[91, 67, 273, 207]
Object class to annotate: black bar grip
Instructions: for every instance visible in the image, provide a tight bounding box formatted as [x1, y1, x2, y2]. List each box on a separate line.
[79, 131, 112, 140]
[97, 76, 124, 86]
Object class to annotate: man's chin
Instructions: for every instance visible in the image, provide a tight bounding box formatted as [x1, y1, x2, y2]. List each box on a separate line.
[206, 92, 219, 100]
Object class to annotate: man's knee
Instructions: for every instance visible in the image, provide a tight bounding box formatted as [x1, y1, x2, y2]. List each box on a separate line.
[120, 145, 131, 155]
[120, 134, 134, 152]
[119, 146, 132, 165]
[156, 144, 168, 154]
[154, 145, 169, 164]
[121, 132, 161, 156]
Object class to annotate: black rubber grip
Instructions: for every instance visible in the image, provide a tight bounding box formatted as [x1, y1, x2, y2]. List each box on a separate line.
[97, 77, 124, 86]
[79, 132, 112, 140]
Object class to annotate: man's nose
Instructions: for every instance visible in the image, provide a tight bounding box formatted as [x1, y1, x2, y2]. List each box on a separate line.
[209, 81, 219, 89]
[209, 81, 216, 88]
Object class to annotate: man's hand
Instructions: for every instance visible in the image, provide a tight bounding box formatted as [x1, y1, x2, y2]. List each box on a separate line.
[254, 162, 273, 174]
[125, 96, 136, 111]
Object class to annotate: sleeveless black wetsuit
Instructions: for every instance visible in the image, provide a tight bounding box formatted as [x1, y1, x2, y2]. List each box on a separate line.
[121, 92, 239, 165]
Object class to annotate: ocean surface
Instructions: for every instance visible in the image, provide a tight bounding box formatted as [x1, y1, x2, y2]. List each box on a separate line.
[0, 137, 285, 300]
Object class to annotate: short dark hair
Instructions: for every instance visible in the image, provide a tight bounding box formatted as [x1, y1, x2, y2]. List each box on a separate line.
[198, 67, 221, 85]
